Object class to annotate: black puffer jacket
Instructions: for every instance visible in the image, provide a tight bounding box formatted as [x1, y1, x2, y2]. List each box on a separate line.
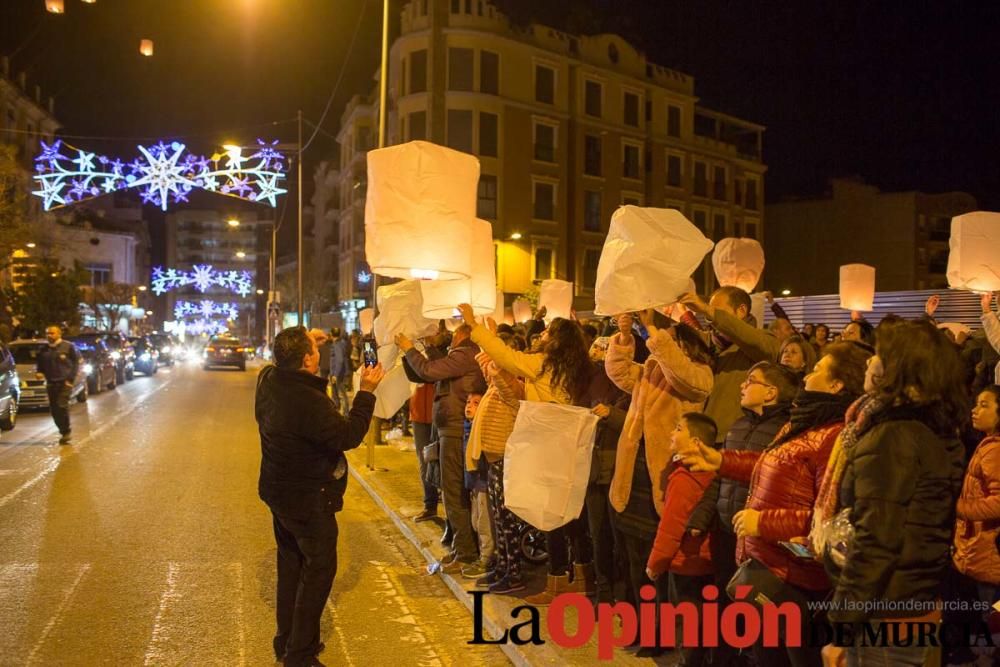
[828, 405, 964, 623]
[687, 402, 791, 534]
[256, 365, 376, 516]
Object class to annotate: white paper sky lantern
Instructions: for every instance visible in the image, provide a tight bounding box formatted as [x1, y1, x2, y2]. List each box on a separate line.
[45, 0, 64, 14]
[493, 289, 505, 324]
[512, 297, 532, 323]
[594, 206, 714, 316]
[139, 39, 154, 57]
[712, 237, 765, 293]
[364, 141, 479, 281]
[372, 280, 439, 347]
[947, 211, 1000, 293]
[839, 264, 876, 311]
[420, 218, 497, 318]
[538, 279, 574, 322]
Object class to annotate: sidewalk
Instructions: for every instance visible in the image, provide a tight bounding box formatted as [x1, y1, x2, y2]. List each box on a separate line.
[345, 437, 679, 666]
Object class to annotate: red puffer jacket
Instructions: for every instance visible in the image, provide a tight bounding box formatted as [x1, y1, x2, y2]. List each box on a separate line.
[720, 421, 842, 591]
[647, 465, 716, 578]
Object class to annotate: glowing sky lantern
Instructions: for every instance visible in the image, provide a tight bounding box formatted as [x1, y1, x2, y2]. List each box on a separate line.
[419, 219, 497, 318]
[512, 298, 532, 324]
[45, 0, 64, 14]
[364, 141, 479, 281]
[947, 211, 1000, 293]
[372, 280, 439, 347]
[712, 238, 765, 293]
[139, 39, 154, 57]
[538, 279, 574, 322]
[839, 264, 876, 311]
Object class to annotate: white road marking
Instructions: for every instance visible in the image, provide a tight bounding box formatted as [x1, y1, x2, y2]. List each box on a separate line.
[25, 563, 91, 665]
[0, 377, 175, 510]
[143, 562, 181, 667]
[230, 561, 246, 667]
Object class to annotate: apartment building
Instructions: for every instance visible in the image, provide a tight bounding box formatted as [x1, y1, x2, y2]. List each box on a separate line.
[336, 0, 767, 313]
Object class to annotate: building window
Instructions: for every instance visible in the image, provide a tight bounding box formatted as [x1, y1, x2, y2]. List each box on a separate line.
[745, 221, 758, 239]
[692, 209, 707, 233]
[409, 50, 427, 94]
[584, 190, 602, 231]
[533, 121, 556, 162]
[694, 161, 708, 197]
[745, 177, 758, 210]
[480, 51, 499, 95]
[667, 105, 681, 137]
[477, 175, 497, 219]
[734, 179, 743, 206]
[623, 143, 641, 180]
[713, 166, 727, 200]
[584, 80, 602, 117]
[645, 100, 652, 122]
[535, 64, 555, 105]
[733, 220, 742, 237]
[447, 109, 473, 153]
[449, 47, 474, 91]
[534, 246, 554, 281]
[712, 213, 727, 241]
[624, 91, 640, 127]
[450, 0, 460, 11]
[86, 263, 112, 287]
[407, 111, 426, 142]
[479, 112, 498, 157]
[533, 181, 555, 220]
[667, 154, 682, 188]
[622, 193, 642, 206]
[584, 135, 602, 176]
[582, 248, 601, 289]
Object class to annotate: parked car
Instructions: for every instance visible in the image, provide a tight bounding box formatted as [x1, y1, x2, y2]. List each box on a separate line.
[0, 344, 19, 431]
[72, 332, 135, 384]
[149, 333, 179, 366]
[203, 335, 246, 371]
[128, 336, 159, 376]
[67, 337, 118, 394]
[9, 339, 87, 411]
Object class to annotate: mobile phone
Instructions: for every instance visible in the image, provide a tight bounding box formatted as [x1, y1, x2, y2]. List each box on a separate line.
[780, 541, 815, 559]
[362, 339, 378, 368]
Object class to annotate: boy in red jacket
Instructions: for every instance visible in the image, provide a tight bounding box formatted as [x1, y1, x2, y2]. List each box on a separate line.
[646, 412, 717, 667]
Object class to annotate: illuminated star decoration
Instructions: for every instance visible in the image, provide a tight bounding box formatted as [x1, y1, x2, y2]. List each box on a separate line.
[33, 138, 287, 212]
[174, 300, 239, 321]
[150, 265, 254, 297]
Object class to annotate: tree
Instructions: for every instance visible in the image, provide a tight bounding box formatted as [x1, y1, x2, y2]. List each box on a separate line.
[0, 145, 32, 270]
[82, 282, 137, 331]
[3, 259, 88, 335]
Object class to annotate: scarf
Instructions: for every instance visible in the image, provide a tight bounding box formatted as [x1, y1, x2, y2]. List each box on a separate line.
[809, 392, 888, 551]
[774, 389, 856, 446]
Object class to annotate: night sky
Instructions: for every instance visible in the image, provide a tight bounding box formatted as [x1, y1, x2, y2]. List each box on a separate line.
[3, 0, 999, 244]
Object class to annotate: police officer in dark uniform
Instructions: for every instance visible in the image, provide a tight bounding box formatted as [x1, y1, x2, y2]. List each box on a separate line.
[36, 324, 80, 445]
[255, 326, 384, 667]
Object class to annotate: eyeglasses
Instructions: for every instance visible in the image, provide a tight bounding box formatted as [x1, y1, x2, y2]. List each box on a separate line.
[741, 376, 775, 390]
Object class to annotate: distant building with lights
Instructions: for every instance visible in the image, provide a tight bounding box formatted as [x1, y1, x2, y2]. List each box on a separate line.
[164, 206, 265, 340]
[764, 177, 977, 295]
[334, 0, 767, 315]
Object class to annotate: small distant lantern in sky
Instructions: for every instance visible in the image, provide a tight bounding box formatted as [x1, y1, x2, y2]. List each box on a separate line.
[81, 0, 96, 4]
[45, 0, 65, 14]
[139, 39, 154, 57]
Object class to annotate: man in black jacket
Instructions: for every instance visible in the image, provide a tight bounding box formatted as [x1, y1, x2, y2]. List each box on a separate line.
[256, 326, 384, 667]
[36, 324, 80, 444]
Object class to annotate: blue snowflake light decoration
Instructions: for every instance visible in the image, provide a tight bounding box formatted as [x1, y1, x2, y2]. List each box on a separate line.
[33, 139, 287, 211]
[173, 300, 240, 321]
[150, 265, 254, 297]
[185, 319, 231, 336]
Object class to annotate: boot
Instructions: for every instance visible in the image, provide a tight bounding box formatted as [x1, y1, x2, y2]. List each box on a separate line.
[566, 562, 596, 595]
[524, 574, 570, 606]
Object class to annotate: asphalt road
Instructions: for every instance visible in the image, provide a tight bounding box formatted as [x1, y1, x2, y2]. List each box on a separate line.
[0, 361, 507, 666]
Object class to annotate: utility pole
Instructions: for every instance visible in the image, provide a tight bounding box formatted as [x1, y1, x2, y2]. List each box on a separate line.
[297, 109, 304, 326]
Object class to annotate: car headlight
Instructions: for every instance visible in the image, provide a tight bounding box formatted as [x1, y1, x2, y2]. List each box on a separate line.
[110, 351, 121, 360]
[83, 363, 94, 375]
[140, 352, 151, 361]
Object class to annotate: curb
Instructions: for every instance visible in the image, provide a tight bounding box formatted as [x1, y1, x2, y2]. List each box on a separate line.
[349, 464, 567, 667]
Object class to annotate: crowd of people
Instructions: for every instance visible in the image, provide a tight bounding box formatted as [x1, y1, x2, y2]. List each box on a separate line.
[390, 288, 1000, 666]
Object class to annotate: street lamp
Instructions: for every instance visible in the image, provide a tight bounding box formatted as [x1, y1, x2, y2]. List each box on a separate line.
[235, 250, 246, 259]
[26, 242, 36, 248]
[781, 289, 792, 296]
[256, 289, 264, 295]
[227, 218, 240, 228]
[138, 285, 147, 292]
[509, 232, 522, 240]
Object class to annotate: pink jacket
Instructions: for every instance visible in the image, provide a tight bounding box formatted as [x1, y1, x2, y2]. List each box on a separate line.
[605, 329, 713, 515]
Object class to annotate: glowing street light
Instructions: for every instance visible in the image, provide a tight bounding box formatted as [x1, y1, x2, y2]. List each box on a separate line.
[256, 289, 264, 295]
[235, 251, 246, 259]
[781, 289, 792, 296]
[26, 242, 36, 248]
[227, 218, 240, 228]
[509, 232, 522, 240]
[137, 285, 148, 292]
